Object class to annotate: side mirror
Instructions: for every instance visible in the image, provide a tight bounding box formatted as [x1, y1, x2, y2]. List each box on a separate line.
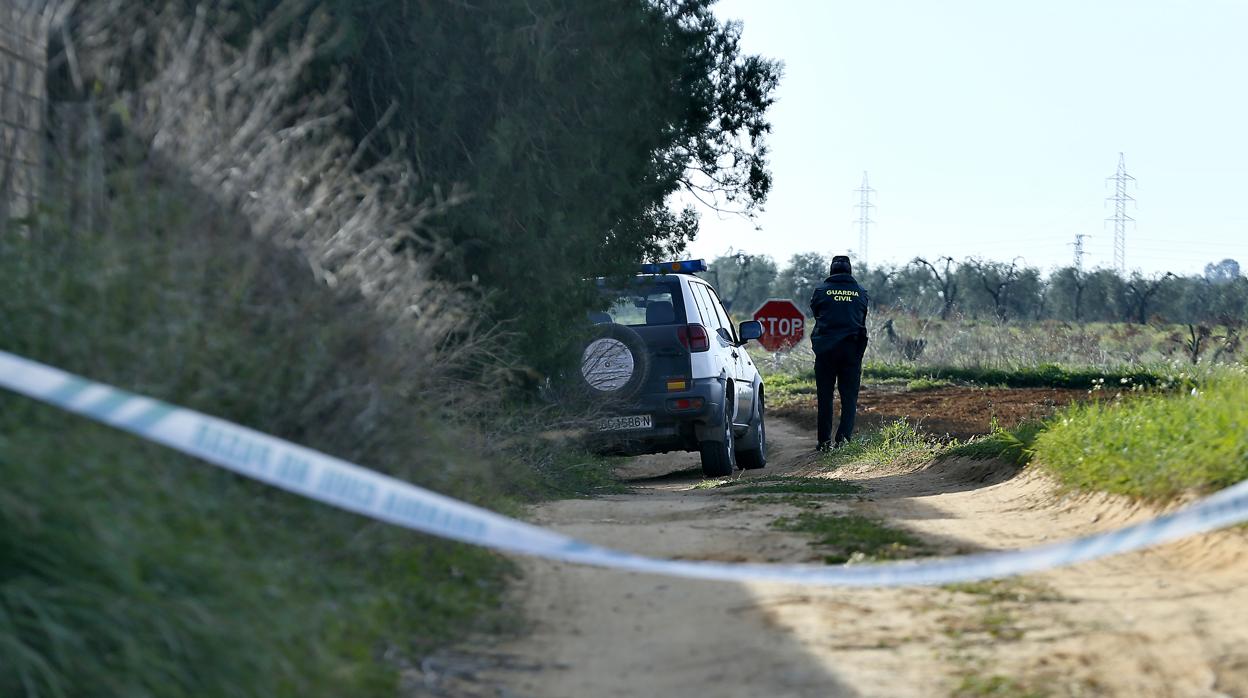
[738, 320, 763, 343]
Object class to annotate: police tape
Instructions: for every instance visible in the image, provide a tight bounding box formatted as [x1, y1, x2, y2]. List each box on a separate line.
[2, 348, 1247, 587]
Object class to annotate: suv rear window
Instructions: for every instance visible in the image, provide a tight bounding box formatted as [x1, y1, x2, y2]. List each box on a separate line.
[591, 280, 685, 327]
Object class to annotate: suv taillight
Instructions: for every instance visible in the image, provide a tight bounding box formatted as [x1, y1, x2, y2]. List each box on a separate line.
[677, 324, 710, 352]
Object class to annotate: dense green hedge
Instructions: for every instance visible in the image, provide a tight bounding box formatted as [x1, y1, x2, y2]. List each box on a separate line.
[861, 362, 1166, 389]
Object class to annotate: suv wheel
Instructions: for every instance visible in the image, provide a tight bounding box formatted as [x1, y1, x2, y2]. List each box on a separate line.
[737, 394, 767, 470]
[699, 399, 736, 477]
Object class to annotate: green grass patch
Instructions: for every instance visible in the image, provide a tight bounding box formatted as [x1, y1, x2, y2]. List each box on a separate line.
[772, 512, 928, 564]
[691, 477, 729, 490]
[764, 371, 819, 394]
[942, 422, 1045, 465]
[1031, 369, 1248, 499]
[820, 419, 944, 468]
[738, 494, 826, 508]
[862, 362, 1167, 390]
[942, 607, 1025, 643]
[953, 672, 1048, 698]
[906, 377, 953, 391]
[713, 476, 864, 496]
[762, 372, 819, 409]
[942, 578, 1063, 605]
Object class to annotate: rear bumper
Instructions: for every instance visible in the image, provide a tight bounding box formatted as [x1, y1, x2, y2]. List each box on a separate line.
[587, 377, 726, 454]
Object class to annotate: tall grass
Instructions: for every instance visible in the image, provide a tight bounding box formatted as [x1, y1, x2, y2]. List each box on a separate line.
[0, 163, 525, 697]
[1, 412, 513, 697]
[1, 3, 628, 694]
[935, 368, 1248, 498]
[820, 420, 944, 467]
[942, 422, 1046, 465]
[1032, 369, 1248, 498]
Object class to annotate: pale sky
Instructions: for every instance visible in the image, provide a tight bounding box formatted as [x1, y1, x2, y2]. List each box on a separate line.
[685, 0, 1248, 277]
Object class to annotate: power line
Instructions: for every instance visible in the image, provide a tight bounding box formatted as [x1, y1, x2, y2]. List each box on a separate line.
[853, 171, 875, 270]
[1106, 152, 1136, 273]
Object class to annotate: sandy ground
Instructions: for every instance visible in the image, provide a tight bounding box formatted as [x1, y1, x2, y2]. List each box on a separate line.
[418, 418, 1248, 698]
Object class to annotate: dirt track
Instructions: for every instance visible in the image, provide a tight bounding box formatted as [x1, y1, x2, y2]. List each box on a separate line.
[424, 418, 1248, 697]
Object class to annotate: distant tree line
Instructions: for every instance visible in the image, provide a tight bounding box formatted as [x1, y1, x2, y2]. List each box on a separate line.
[709, 253, 1248, 325]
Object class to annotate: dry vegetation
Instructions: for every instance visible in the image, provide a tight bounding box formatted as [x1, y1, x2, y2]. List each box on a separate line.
[60, 1, 495, 397]
[756, 312, 1241, 377]
[0, 3, 612, 696]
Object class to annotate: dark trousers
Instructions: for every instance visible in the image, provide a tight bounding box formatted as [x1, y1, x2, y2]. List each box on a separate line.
[815, 339, 865, 444]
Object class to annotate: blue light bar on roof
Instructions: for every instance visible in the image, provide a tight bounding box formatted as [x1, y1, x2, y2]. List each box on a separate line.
[639, 259, 707, 274]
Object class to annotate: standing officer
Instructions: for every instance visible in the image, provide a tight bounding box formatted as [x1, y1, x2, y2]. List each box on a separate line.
[809, 255, 869, 451]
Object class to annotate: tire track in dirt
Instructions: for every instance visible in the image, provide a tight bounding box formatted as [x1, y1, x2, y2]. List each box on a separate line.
[424, 418, 1248, 697]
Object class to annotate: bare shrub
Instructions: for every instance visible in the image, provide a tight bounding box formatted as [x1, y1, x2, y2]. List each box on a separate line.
[1211, 321, 1243, 363]
[1164, 321, 1244, 365]
[880, 318, 926, 360]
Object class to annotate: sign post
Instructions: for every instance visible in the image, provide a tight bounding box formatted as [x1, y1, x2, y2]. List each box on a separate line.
[751, 299, 806, 357]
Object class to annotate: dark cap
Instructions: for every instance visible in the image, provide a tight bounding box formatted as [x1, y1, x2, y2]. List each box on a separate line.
[829, 255, 852, 275]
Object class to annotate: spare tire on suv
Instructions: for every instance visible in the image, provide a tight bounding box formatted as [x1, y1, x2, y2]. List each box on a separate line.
[575, 323, 651, 402]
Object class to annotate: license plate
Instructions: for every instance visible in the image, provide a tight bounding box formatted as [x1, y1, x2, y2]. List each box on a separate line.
[596, 414, 653, 432]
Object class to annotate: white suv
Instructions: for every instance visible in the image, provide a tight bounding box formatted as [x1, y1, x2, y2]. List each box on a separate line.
[578, 260, 767, 477]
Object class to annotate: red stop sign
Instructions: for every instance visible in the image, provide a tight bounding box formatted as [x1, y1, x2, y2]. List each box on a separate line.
[752, 299, 806, 352]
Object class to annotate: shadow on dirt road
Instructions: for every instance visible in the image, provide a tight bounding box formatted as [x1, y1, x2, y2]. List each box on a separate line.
[422, 416, 1248, 698]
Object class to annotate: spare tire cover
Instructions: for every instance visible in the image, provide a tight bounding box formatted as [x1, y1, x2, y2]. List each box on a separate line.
[578, 324, 649, 398]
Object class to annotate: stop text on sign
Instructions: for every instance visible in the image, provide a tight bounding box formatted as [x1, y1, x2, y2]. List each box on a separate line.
[751, 298, 806, 352]
[761, 316, 803, 336]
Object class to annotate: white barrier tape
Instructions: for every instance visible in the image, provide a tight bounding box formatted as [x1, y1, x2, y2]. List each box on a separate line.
[2, 349, 1247, 587]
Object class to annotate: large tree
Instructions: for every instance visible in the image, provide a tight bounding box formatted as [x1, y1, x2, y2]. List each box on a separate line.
[1048, 267, 1089, 322]
[1122, 272, 1177, 324]
[359, 1, 774, 366]
[226, 0, 781, 369]
[962, 258, 1025, 321]
[911, 256, 960, 320]
[1078, 269, 1127, 322]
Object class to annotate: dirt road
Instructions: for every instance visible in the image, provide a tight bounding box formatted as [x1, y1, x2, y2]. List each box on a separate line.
[426, 418, 1248, 697]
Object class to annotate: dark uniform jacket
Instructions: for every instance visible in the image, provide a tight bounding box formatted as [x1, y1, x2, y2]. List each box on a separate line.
[809, 273, 870, 355]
